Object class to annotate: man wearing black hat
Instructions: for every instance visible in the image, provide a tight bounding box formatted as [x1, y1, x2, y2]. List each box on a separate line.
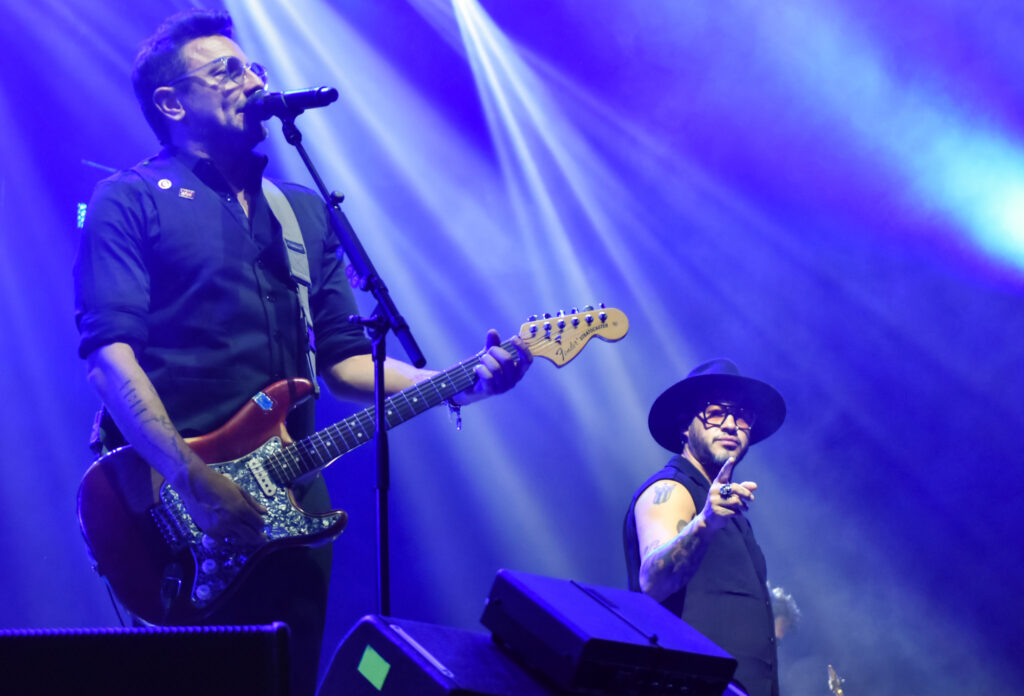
[623, 359, 786, 696]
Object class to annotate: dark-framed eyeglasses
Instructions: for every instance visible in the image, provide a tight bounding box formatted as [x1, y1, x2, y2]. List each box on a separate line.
[167, 55, 268, 88]
[697, 402, 756, 432]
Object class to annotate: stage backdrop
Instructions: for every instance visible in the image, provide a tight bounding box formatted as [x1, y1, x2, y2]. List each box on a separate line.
[2, 1, 1022, 693]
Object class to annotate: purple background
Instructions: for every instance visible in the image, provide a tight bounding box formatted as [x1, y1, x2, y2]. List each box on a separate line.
[2, 1, 1022, 693]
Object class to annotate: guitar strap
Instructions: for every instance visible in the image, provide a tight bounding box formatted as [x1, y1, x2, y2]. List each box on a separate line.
[262, 178, 320, 397]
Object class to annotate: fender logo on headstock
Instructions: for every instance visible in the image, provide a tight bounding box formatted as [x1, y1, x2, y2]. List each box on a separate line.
[520, 305, 628, 367]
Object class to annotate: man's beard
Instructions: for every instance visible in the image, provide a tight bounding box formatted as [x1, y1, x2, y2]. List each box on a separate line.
[226, 116, 267, 153]
[690, 434, 745, 477]
[193, 111, 267, 154]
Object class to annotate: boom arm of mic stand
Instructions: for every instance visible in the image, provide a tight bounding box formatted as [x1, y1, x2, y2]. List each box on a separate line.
[278, 115, 426, 368]
[327, 204, 425, 368]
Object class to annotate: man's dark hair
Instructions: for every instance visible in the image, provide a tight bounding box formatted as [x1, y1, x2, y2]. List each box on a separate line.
[132, 9, 234, 144]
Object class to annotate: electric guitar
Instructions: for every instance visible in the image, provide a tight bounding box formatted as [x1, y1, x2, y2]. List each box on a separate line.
[77, 307, 628, 625]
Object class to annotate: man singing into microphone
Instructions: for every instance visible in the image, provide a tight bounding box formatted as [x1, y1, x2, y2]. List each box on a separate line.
[74, 9, 531, 695]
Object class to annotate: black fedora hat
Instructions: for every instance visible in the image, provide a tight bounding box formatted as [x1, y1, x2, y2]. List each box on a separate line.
[648, 358, 786, 452]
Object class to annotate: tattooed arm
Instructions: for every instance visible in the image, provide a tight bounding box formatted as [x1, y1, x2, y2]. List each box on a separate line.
[634, 459, 757, 602]
[85, 342, 266, 544]
[633, 479, 715, 602]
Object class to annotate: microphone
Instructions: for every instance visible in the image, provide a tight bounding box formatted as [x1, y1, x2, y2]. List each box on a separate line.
[242, 87, 339, 120]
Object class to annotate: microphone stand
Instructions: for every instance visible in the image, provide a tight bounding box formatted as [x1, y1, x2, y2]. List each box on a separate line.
[274, 107, 425, 618]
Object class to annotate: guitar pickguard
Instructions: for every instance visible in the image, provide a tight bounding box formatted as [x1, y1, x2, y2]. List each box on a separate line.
[156, 437, 344, 611]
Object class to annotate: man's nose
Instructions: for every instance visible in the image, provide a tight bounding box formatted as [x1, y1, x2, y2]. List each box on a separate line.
[242, 67, 265, 92]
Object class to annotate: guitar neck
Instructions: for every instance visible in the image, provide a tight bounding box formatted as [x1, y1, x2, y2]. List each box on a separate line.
[259, 306, 629, 485]
[266, 340, 513, 484]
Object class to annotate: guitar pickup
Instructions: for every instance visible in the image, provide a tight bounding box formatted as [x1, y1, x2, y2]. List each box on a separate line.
[150, 504, 189, 550]
[247, 460, 278, 498]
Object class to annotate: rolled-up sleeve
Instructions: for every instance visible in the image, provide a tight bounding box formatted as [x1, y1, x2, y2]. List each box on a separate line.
[73, 174, 154, 359]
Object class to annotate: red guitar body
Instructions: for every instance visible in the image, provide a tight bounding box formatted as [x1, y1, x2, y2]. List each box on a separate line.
[77, 378, 347, 625]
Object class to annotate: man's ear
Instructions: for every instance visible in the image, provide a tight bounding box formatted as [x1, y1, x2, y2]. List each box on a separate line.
[680, 417, 693, 443]
[153, 86, 186, 123]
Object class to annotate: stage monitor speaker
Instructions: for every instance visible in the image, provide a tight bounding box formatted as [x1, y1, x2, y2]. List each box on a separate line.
[480, 569, 738, 696]
[318, 615, 563, 696]
[0, 622, 289, 696]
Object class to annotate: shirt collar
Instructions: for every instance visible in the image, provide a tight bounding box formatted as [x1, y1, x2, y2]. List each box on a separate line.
[164, 145, 269, 193]
[669, 454, 711, 491]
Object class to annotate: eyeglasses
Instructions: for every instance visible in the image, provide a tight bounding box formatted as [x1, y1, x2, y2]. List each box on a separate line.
[167, 55, 268, 88]
[697, 402, 756, 432]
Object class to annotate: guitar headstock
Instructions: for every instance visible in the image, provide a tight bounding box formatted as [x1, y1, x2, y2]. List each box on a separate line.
[519, 305, 628, 367]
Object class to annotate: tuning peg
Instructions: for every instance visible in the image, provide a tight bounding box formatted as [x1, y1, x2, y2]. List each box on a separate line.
[556, 310, 565, 317]
[527, 314, 538, 322]
[599, 311, 607, 322]
[572, 316, 580, 327]
[585, 314, 594, 324]
[570, 307, 578, 315]
[543, 312, 552, 319]
[557, 319, 566, 330]
[583, 305, 595, 311]
[599, 302, 606, 309]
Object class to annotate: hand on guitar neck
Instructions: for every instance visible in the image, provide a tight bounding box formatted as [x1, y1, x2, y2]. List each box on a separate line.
[432, 328, 532, 406]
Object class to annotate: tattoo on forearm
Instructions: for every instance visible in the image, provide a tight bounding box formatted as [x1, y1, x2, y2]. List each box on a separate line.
[119, 380, 148, 420]
[118, 379, 177, 437]
[642, 539, 663, 558]
[652, 483, 674, 504]
[665, 529, 702, 572]
[652, 525, 704, 580]
[643, 517, 709, 596]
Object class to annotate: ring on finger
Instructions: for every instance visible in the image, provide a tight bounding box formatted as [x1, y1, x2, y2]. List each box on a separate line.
[720, 484, 733, 499]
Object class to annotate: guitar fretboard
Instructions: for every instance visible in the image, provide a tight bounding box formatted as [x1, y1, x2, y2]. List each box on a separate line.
[263, 340, 514, 484]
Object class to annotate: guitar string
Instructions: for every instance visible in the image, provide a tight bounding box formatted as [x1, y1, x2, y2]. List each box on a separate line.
[261, 331, 585, 483]
[260, 352, 468, 482]
[263, 341, 508, 482]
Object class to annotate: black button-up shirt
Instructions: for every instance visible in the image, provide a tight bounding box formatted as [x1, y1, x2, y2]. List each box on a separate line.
[74, 147, 370, 438]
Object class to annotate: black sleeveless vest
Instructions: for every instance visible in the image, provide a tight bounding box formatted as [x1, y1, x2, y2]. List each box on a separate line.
[624, 456, 779, 696]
